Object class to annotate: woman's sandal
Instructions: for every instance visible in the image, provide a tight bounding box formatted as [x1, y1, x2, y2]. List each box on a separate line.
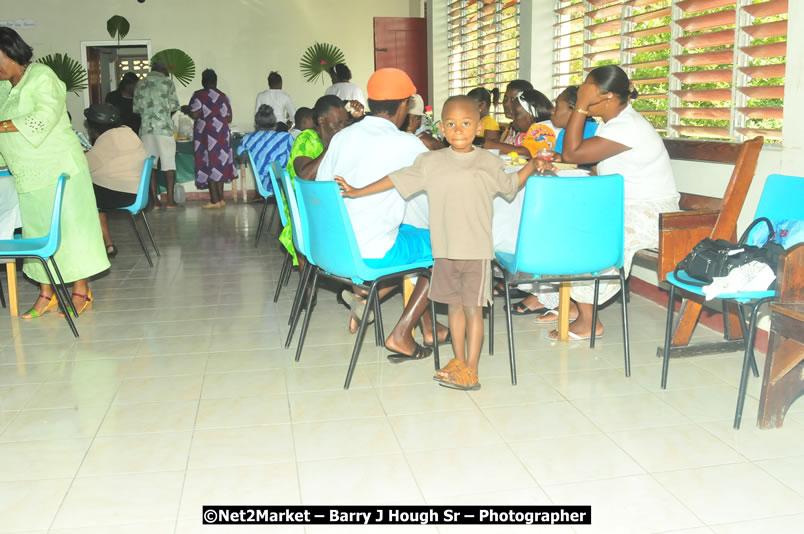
[106, 244, 118, 257]
[438, 360, 481, 391]
[22, 294, 58, 319]
[59, 290, 93, 317]
[386, 342, 432, 364]
[511, 301, 548, 316]
[533, 309, 578, 325]
[493, 283, 528, 299]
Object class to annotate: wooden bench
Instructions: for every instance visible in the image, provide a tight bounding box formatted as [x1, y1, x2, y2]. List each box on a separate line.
[630, 137, 765, 357]
[758, 243, 804, 428]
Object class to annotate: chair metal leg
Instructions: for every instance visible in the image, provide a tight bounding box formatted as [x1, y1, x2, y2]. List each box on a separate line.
[130, 213, 153, 267]
[285, 263, 313, 348]
[254, 197, 269, 248]
[373, 292, 383, 347]
[274, 254, 291, 303]
[620, 270, 631, 377]
[38, 259, 78, 338]
[590, 278, 600, 349]
[624, 276, 631, 303]
[267, 202, 278, 235]
[488, 275, 494, 356]
[734, 301, 765, 429]
[345, 281, 378, 389]
[140, 212, 160, 256]
[50, 257, 76, 318]
[735, 304, 759, 377]
[661, 284, 676, 388]
[0, 276, 6, 308]
[282, 261, 293, 287]
[294, 269, 319, 362]
[430, 293, 440, 371]
[503, 271, 517, 385]
[288, 262, 310, 327]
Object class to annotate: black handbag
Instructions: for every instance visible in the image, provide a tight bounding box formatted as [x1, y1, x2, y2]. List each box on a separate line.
[675, 217, 784, 286]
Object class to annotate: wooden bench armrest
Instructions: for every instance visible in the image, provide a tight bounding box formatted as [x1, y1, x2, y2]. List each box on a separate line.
[776, 242, 804, 303]
[679, 193, 722, 211]
[656, 210, 722, 282]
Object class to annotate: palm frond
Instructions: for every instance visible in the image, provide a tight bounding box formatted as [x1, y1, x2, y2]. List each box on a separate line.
[106, 15, 130, 47]
[151, 49, 196, 87]
[36, 53, 88, 95]
[299, 42, 345, 84]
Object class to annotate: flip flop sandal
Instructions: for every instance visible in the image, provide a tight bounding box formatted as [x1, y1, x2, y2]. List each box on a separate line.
[341, 290, 375, 323]
[438, 361, 481, 391]
[511, 301, 549, 316]
[544, 330, 604, 341]
[424, 331, 452, 348]
[532, 309, 578, 325]
[493, 284, 528, 299]
[433, 358, 462, 383]
[387, 343, 432, 364]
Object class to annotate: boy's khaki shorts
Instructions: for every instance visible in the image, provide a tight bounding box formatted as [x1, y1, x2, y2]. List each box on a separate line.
[429, 259, 492, 307]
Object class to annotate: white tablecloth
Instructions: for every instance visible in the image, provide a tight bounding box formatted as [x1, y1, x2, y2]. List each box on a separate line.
[0, 170, 22, 240]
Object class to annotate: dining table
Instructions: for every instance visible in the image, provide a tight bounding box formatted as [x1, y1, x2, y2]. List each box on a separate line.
[0, 167, 21, 316]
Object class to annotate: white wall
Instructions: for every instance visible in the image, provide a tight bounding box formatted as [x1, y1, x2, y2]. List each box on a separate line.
[8, 0, 419, 133]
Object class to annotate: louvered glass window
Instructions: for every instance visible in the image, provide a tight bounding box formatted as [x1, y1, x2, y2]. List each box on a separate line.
[449, 0, 520, 121]
[552, 0, 787, 143]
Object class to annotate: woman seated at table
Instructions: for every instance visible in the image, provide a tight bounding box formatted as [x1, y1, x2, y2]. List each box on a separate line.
[524, 65, 679, 340]
[236, 104, 294, 196]
[482, 79, 533, 158]
[467, 87, 501, 144]
[551, 86, 599, 159]
[0, 27, 109, 318]
[84, 103, 148, 257]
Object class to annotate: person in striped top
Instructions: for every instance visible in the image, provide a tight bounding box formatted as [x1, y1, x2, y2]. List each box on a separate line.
[236, 104, 294, 196]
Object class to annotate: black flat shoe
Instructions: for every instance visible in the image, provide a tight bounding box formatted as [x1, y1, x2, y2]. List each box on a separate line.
[386, 343, 432, 363]
[106, 244, 118, 257]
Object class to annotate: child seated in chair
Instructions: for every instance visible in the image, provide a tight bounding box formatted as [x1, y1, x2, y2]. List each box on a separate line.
[335, 96, 540, 390]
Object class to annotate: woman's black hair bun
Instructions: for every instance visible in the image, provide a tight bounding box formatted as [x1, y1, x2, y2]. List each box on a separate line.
[629, 87, 639, 100]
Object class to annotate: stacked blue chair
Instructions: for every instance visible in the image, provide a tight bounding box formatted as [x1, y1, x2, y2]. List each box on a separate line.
[0, 174, 79, 337]
[661, 174, 804, 429]
[115, 156, 159, 267]
[280, 169, 314, 344]
[494, 174, 630, 385]
[250, 152, 279, 248]
[292, 180, 438, 389]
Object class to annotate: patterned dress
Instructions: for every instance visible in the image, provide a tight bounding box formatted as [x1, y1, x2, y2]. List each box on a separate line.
[236, 130, 294, 195]
[189, 88, 237, 188]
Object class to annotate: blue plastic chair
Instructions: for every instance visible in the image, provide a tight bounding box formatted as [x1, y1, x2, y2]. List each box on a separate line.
[249, 151, 280, 248]
[115, 156, 159, 267]
[292, 179, 438, 389]
[280, 170, 314, 344]
[0, 174, 79, 337]
[661, 174, 804, 429]
[494, 174, 629, 385]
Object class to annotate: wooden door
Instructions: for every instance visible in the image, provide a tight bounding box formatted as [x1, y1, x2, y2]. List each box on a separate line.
[373, 17, 429, 106]
[86, 47, 102, 105]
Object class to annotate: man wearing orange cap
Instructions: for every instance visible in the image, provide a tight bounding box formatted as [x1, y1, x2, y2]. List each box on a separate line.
[317, 68, 448, 361]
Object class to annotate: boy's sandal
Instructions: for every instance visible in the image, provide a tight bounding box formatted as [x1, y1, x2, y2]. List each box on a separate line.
[433, 358, 462, 383]
[386, 343, 432, 364]
[438, 361, 481, 391]
[511, 301, 548, 315]
[22, 294, 58, 319]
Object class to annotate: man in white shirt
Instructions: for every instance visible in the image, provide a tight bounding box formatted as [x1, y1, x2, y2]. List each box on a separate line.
[317, 68, 447, 361]
[254, 71, 296, 127]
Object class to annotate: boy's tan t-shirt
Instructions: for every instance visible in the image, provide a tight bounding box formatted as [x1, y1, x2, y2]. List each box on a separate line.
[389, 147, 519, 260]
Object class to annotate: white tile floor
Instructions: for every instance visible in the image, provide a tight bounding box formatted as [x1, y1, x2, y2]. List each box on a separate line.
[1, 201, 803, 533]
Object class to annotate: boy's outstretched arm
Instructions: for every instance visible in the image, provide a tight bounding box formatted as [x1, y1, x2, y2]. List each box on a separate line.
[515, 158, 547, 189]
[334, 176, 395, 198]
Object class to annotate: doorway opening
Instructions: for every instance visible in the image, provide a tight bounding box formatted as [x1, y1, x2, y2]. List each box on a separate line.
[80, 40, 152, 107]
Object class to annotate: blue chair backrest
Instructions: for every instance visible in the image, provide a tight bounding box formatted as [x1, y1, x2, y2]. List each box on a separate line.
[512, 174, 624, 275]
[294, 180, 367, 282]
[248, 150, 273, 200]
[266, 161, 289, 228]
[42, 174, 69, 256]
[281, 170, 307, 257]
[753, 174, 804, 223]
[125, 156, 154, 214]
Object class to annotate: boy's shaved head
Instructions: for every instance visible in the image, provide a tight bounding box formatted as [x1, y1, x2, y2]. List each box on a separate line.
[441, 96, 481, 120]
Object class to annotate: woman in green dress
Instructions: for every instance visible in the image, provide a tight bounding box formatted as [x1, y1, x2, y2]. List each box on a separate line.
[0, 28, 109, 318]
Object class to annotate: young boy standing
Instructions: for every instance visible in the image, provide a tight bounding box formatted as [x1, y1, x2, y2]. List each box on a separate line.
[336, 96, 539, 390]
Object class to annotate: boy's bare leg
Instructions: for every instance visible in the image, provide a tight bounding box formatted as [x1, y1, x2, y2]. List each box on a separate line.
[149, 169, 162, 208]
[448, 304, 467, 365]
[464, 305, 484, 373]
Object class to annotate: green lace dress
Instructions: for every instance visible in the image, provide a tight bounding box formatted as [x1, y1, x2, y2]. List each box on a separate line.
[0, 63, 109, 284]
[282, 129, 324, 264]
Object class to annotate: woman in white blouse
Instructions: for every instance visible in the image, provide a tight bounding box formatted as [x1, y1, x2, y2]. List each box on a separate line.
[530, 65, 679, 341]
[324, 64, 366, 107]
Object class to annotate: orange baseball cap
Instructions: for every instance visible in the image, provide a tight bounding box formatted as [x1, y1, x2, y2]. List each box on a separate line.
[367, 68, 417, 100]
